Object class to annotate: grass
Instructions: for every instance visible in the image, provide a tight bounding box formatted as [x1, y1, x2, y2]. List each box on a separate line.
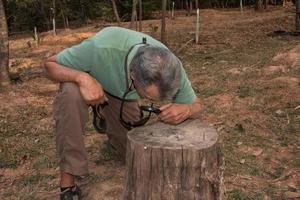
[227, 189, 264, 200]
[294, 152, 300, 168]
[0, 153, 17, 169]
[1, 8, 300, 200]
[95, 141, 118, 165]
[32, 155, 57, 169]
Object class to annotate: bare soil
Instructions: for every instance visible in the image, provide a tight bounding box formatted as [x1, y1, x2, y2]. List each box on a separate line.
[0, 6, 300, 200]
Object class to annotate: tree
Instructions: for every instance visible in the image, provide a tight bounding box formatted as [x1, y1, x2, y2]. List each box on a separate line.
[51, 0, 57, 35]
[111, 0, 121, 26]
[263, 0, 268, 9]
[138, 0, 142, 31]
[129, 0, 138, 29]
[161, 0, 166, 43]
[255, 0, 263, 10]
[0, 0, 10, 85]
[59, 0, 69, 29]
[38, 0, 51, 31]
[296, 0, 300, 32]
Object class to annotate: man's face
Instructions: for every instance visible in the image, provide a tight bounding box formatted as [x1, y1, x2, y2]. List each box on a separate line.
[131, 72, 160, 101]
[135, 82, 160, 102]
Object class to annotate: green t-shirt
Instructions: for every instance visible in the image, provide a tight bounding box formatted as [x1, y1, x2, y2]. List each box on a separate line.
[57, 27, 196, 103]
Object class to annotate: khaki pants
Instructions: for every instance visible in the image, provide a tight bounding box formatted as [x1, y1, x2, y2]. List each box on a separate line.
[53, 82, 140, 176]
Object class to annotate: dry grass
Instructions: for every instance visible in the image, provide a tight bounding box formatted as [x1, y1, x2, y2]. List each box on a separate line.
[1, 6, 300, 199]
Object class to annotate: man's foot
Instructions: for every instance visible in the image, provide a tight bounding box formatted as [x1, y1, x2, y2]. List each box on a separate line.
[60, 185, 82, 200]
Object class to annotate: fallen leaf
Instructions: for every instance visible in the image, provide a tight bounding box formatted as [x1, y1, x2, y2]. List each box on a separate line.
[284, 191, 300, 199]
[239, 147, 263, 157]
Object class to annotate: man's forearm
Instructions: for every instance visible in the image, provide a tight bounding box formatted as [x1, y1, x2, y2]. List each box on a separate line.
[188, 97, 203, 119]
[44, 56, 85, 84]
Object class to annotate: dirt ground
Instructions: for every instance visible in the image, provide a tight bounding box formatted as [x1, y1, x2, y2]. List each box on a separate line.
[0, 6, 300, 200]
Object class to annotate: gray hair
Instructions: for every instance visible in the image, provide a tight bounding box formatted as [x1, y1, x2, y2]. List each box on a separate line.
[130, 46, 181, 101]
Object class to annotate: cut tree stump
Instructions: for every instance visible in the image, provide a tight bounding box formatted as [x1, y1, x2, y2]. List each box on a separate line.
[123, 119, 224, 200]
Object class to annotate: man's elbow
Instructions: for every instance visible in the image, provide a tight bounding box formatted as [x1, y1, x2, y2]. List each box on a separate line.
[43, 56, 57, 79]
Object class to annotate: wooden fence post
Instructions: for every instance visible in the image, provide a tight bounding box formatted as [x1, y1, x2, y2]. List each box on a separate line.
[123, 119, 224, 200]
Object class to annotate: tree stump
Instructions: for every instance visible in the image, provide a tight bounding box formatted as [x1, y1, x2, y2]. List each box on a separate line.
[123, 119, 224, 200]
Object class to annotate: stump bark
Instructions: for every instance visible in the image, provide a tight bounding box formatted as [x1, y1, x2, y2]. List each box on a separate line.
[123, 119, 224, 200]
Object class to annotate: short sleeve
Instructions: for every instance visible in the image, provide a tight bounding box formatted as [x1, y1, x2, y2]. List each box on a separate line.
[56, 38, 95, 72]
[173, 65, 196, 104]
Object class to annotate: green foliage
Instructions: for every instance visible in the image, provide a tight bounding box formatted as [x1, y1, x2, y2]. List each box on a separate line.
[4, 0, 260, 33]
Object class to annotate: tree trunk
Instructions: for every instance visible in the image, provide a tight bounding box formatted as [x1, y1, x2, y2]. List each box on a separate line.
[39, 0, 51, 31]
[185, 0, 190, 16]
[59, 0, 70, 29]
[195, 9, 200, 44]
[123, 120, 224, 200]
[255, 0, 263, 10]
[111, 0, 121, 26]
[196, 0, 199, 9]
[138, 0, 142, 31]
[52, 0, 57, 35]
[263, 0, 268, 9]
[59, 0, 67, 29]
[0, 0, 10, 85]
[161, 0, 167, 43]
[296, 0, 300, 32]
[171, 1, 175, 19]
[79, 0, 87, 24]
[129, 0, 138, 29]
[240, 0, 243, 13]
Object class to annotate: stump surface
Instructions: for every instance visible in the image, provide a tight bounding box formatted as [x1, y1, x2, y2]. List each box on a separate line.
[123, 119, 224, 200]
[128, 120, 218, 149]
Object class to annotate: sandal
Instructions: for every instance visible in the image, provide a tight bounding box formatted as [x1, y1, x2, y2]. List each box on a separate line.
[60, 185, 82, 200]
[92, 105, 107, 134]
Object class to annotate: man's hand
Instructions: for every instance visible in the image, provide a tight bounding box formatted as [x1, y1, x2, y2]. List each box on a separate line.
[158, 97, 202, 125]
[159, 103, 191, 125]
[76, 73, 108, 105]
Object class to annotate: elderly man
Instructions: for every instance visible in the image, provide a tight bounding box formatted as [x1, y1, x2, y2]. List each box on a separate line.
[44, 27, 202, 200]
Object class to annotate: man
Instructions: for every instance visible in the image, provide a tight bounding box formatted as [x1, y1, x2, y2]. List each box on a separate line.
[44, 27, 202, 200]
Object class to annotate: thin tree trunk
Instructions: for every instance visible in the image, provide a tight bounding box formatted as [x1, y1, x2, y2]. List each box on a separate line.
[195, 8, 200, 44]
[138, 0, 142, 31]
[195, 0, 199, 9]
[59, 0, 67, 29]
[0, 0, 10, 85]
[240, 0, 243, 13]
[185, 0, 190, 16]
[111, 0, 121, 26]
[79, 0, 87, 24]
[161, 0, 167, 43]
[52, 0, 57, 35]
[264, 0, 268, 9]
[171, 1, 175, 19]
[62, 0, 69, 28]
[255, 0, 263, 10]
[129, 0, 138, 29]
[296, 0, 300, 32]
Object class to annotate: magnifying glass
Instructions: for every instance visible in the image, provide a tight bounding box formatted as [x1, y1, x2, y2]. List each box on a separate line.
[140, 105, 161, 114]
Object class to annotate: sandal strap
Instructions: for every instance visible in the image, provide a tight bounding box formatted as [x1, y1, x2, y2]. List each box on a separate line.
[60, 185, 82, 200]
